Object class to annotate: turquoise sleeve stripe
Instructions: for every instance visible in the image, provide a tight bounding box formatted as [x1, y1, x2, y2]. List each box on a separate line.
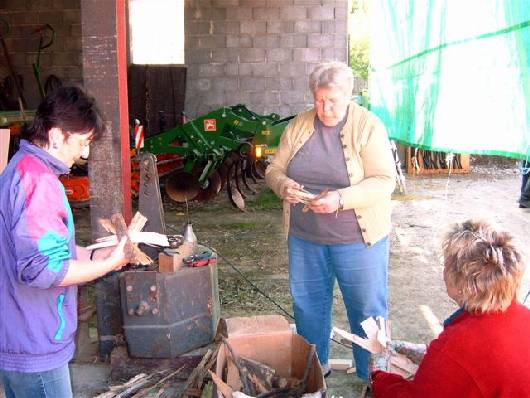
[37, 230, 71, 273]
[54, 293, 66, 340]
[62, 191, 74, 241]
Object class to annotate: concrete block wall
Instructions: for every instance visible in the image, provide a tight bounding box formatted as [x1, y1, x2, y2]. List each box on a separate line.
[0, 0, 83, 109]
[184, 0, 348, 118]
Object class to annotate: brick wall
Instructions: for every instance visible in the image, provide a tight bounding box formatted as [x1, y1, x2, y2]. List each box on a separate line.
[0, 0, 82, 109]
[184, 0, 348, 118]
[1, 0, 350, 117]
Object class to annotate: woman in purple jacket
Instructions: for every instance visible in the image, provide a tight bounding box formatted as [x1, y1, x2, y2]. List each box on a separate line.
[0, 87, 129, 398]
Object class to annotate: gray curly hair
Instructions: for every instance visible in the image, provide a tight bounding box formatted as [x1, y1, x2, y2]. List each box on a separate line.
[308, 61, 354, 97]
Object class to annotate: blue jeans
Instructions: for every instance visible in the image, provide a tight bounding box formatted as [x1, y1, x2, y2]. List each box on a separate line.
[0, 364, 72, 398]
[520, 161, 530, 207]
[288, 235, 389, 380]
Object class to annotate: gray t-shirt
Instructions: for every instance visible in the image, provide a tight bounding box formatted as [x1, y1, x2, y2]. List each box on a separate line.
[287, 115, 362, 244]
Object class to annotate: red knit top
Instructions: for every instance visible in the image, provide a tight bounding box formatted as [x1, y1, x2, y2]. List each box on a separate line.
[372, 302, 530, 397]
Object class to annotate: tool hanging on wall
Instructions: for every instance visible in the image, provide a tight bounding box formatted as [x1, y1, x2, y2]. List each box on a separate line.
[31, 24, 55, 100]
[0, 17, 27, 110]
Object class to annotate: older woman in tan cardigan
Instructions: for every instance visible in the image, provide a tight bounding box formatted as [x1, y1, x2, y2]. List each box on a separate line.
[265, 61, 396, 380]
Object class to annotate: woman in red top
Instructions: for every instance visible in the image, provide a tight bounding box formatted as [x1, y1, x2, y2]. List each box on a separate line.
[371, 219, 530, 397]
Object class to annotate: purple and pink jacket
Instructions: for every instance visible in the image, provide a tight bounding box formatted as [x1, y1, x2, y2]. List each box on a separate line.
[0, 140, 78, 372]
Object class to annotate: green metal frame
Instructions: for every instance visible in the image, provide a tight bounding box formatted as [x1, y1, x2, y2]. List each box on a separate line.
[143, 104, 293, 186]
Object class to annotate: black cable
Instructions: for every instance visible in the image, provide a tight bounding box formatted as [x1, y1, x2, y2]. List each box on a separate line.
[209, 246, 295, 321]
[166, 224, 352, 348]
[209, 244, 352, 349]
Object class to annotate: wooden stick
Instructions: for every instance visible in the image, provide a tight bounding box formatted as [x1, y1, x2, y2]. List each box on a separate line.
[94, 373, 153, 398]
[97, 212, 152, 265]
[128, 212, 148, 233]
[130, 365, 186, 398]
[209, 371, 233, 398]
[222, 337, 255, 395]
[182, 346, 221, 398]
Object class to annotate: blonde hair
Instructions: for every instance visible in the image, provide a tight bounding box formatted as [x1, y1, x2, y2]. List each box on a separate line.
[443, 220, 524, 313]
[308, 61, 354, 97]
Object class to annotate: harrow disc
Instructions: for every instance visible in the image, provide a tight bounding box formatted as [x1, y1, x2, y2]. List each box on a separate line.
[165, 170, 200, 202]
[240, 159, 257, 194]
[194, 170, 222, 201]
[254, 160, 267, 179]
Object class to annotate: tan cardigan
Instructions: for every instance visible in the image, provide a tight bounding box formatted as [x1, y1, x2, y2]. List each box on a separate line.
[265, 102, 396, 246]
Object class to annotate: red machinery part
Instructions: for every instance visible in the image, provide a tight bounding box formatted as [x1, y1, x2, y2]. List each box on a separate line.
[59, 175, 90, 204]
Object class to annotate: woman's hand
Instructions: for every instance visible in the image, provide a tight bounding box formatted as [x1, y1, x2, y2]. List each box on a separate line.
[60, 238, 129, 286]
[105, 237, 129, 271]
[307, 190, 341, 213]
[390, 340, 426, 365]
[368, 347, 392, 373]
[91, 238, 129, 271]
[283, 180, 304, 204]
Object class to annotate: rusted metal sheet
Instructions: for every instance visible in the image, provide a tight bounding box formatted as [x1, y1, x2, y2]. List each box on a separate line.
[120, 264, 220, 358]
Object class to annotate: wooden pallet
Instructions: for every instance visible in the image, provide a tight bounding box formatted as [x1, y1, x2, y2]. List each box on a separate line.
[406, 147, 470, 175]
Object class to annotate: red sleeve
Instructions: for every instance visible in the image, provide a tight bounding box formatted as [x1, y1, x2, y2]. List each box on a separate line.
[372, 341, 482, 398]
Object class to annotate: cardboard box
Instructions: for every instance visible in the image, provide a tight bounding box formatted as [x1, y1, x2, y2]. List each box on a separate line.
[215, 315, 326, 397]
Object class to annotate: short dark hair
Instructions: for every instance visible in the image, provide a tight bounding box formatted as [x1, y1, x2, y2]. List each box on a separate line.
[24, 86, 106, 147]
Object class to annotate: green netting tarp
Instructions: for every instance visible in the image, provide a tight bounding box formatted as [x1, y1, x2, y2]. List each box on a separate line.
[369, 0, 530, 159]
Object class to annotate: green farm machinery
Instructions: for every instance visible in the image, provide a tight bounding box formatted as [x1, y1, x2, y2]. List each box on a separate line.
[142, 104, 293, 210]
[0, 105, 291, 209]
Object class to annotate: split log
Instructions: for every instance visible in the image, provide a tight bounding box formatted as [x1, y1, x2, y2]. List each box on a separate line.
[329, 358, 355, 373]
[111, 213, 135, 261]
[92, 212, 153, 265]
[209, 371, 233, 398]
[128, 212, 148, 233]
[130, 366, 185, 398]
[94, 373, 153, 398]
[333, 316, 389, 354]
[182, 344, 220, 397]
[96, 365, 186, 398]
[222, 338, 255, 395]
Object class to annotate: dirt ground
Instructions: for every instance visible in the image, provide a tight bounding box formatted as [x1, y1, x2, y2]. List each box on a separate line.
[2, 162, 528, 398]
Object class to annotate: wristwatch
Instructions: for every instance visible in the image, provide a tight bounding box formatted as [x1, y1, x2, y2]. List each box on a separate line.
[337, 191, 344, 210]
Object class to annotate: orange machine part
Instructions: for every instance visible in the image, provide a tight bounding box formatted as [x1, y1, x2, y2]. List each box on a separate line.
[59, 175, 90, 203]
[62, 154, 184, 201]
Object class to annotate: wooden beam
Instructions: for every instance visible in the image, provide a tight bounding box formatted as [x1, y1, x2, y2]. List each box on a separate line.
[81, 0, 131, 242]
[81, 0, 131, 359]
[116, 0, 132, 223]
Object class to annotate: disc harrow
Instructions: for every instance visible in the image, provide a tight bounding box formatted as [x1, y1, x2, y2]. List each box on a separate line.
[142, 104, 293, 210]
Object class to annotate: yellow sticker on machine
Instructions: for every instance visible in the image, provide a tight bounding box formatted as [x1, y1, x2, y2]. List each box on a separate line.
[264, 149, 276, 155]
[261, 130, 271, 136]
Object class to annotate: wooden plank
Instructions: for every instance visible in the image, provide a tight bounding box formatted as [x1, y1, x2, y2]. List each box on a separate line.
[328, 359, 355, 372]
[0, 129, 10, 174]
[127, 65, 187, 136]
